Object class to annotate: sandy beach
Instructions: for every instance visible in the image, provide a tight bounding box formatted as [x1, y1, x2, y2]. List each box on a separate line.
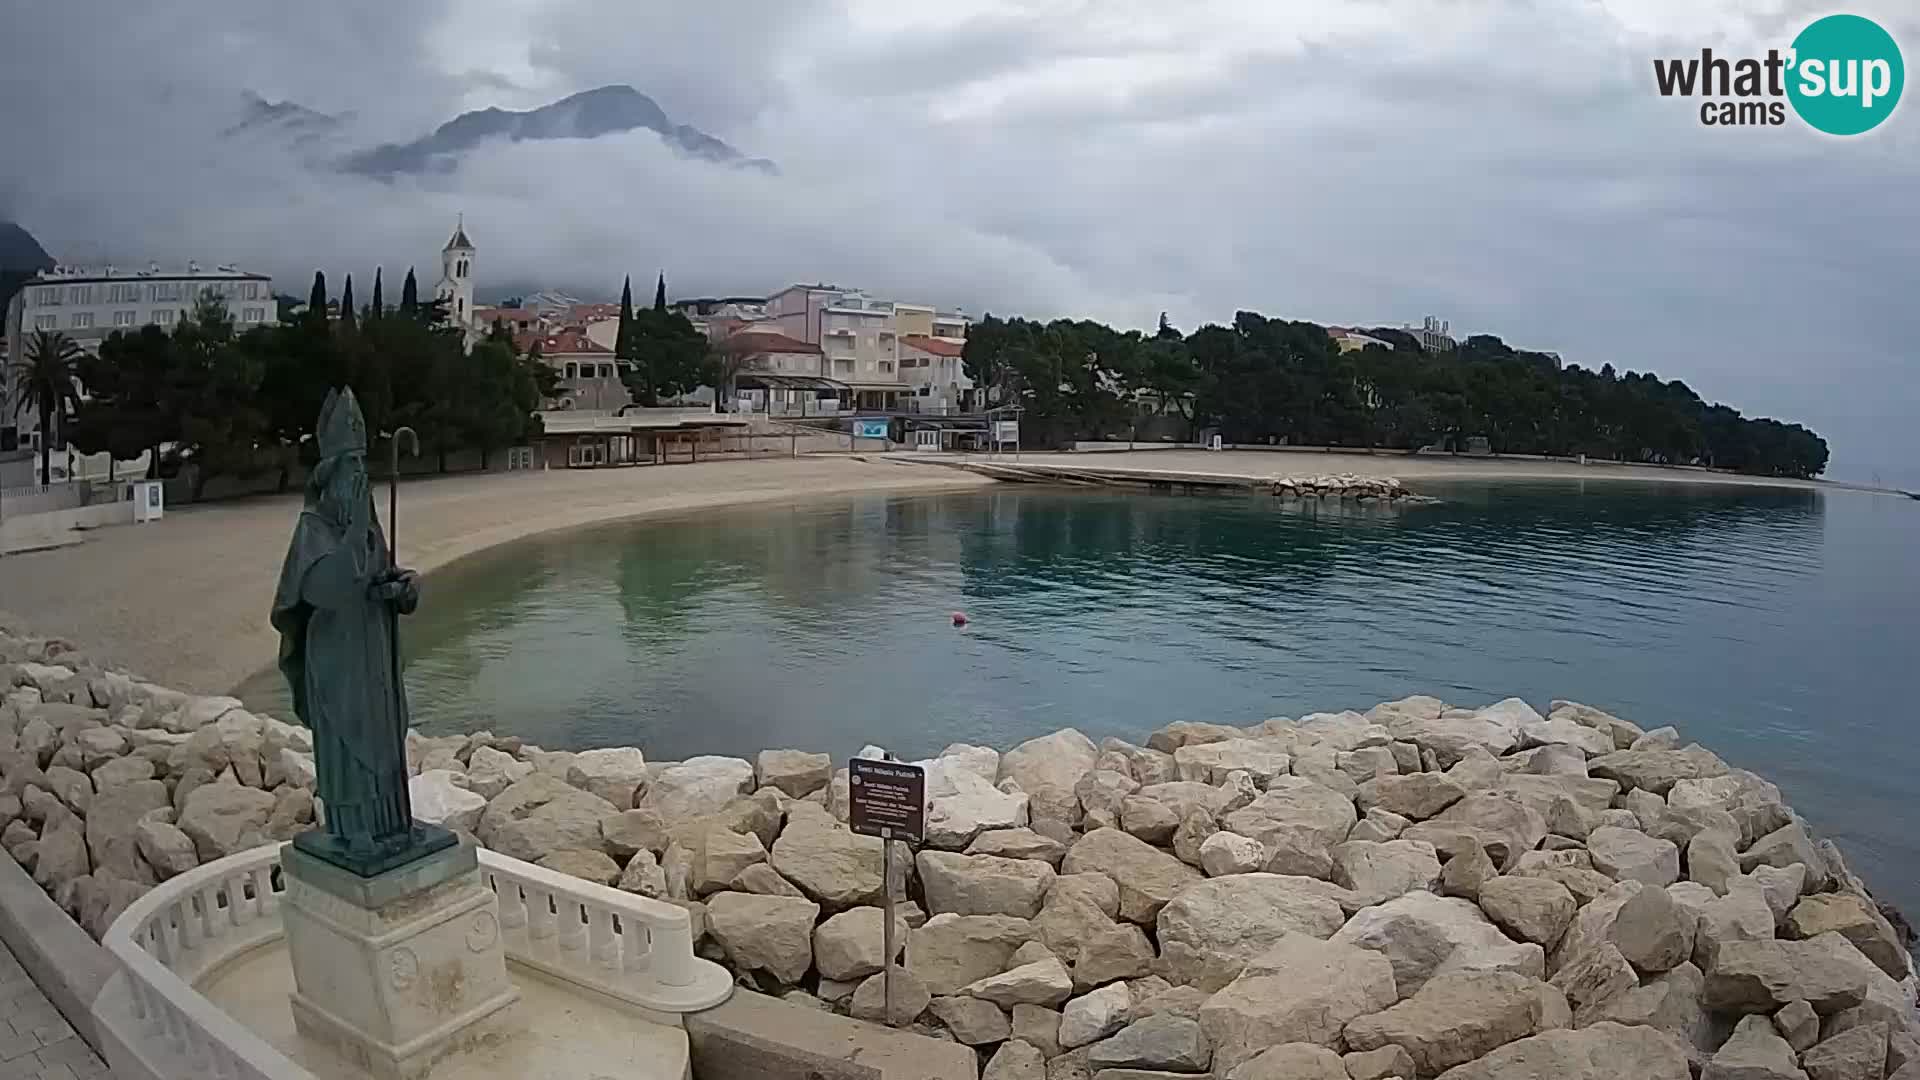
[1, 447, 1896, 697]
[0, 456, 990, 696]
[1005, 447, 1908, 493]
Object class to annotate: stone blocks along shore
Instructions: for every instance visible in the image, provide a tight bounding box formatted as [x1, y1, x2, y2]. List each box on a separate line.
[2, 613, 1917, 1080]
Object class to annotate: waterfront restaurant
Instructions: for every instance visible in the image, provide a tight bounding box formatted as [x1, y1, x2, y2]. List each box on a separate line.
[533, 407, 753, 468]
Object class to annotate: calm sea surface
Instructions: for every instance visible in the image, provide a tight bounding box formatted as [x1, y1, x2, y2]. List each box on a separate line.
[240, 482, 1920, 909]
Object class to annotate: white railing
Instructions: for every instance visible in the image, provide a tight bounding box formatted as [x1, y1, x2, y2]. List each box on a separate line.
[103, 844, 732, 1080]
[480, 854, 733, 1014]
[103, 846, 308, 1080]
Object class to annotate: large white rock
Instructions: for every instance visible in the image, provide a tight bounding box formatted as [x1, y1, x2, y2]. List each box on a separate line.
[409, 769, 486, 834]
[1702, 1014, 1809, 1080]
[478, 775, 618, 862]
[1702, 934, 1871, 1015]
[1198, 832, 1266, 877]
[770, 803, 886, 908]
[1331, 891, 1546, 997]
[177, 782, 277, 861]
[135, 819, 198, 880]
[1173, 739, 1292, 786]
[1061, 828, 1204, 924]
[1588, 747, 1728, 796]
[1157, 873, 1350, 991]
[917, 850, 1056, 919]
[1478, 875, 1576, 948]
[1587, 826, 1681, 888]
[1433, 1021, 1692, 1080]
[908, 913, 1035, 995]
[642, 756, 755, 821]
[922, 759, 1030, 850]
[1344, 970, 1572, 1077]
[706, 891, 819, 985]
[462, 745, 532, 799]
[1330, 839, 1441, 906]
[999, 729, 1100, 826]
[1404, 793, 1548, 871]
[1222, 777, 1358, 851]
[1357, 773, 1468, 820]
[566, 747, 649, 808]
[755, 749, 832, 798]
[1516, 718, 1615, 757]
[1786, 892, 1909, 980]
[684, 823, 770, 896]
[961, 956, 1074, 1008]
[813, 906, 907, 981]
[1059, 982, 1132, 1049]
[1197, 933, 1398, 1072]
[84, 779, 170, 885]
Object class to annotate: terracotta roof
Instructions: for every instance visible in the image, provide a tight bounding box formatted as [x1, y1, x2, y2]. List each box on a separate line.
[728, 329, 822, 355]
[535, 329, 612, 355]
[902, 335, 964, 358]
[569, 303, 621, 322]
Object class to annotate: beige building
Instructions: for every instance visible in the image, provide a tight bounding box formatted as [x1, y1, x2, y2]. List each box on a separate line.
[761, 285, 970, 412]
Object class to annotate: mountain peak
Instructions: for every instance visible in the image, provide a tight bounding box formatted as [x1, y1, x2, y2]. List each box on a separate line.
[341, 84, 772, 178]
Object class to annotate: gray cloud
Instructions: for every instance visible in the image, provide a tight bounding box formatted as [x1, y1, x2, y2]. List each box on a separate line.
[1, 0, 1915, 475]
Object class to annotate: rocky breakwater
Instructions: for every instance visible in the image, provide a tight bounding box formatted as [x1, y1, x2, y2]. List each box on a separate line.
[4, 614, 1919, 1080]
[1268, 473, 1428, 503]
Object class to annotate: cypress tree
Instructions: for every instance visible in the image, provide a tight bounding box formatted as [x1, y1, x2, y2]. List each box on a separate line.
[369, 267, 384, 322]
[339, 275, 357, 334]
[615, 276, 634, 360]
[307, 270, 327, 322]
[400, 268, 419, 317]
[653, 272, 667, 311]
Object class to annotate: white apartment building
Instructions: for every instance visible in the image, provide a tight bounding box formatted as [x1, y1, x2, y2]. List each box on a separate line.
[2, 263, 276, 451]
[899, 336, 974, 414]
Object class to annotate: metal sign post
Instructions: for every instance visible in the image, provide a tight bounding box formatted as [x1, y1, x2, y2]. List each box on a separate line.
[848, 756, 925, 1026]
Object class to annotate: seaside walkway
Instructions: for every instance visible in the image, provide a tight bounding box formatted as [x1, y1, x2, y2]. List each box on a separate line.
[0, 937, 107, 1080]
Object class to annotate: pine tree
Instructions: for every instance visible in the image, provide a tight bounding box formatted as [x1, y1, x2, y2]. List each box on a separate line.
[339, 275, 357, 334]
[615, 276, 634, 360]
[653, 272, 667, 312]
[400, 268, 419, 317]
[307, 271, 327, 322]
[370, 268, 384, 322]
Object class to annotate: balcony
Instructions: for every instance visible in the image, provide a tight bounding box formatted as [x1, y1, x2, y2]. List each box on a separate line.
[96, 844, 731, 1080]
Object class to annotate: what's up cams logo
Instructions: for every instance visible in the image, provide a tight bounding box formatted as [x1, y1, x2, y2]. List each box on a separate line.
[1654, 14, 1903, 134]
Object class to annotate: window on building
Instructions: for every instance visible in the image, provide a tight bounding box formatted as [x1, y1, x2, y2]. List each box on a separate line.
[71, 312, 93, 329]
[32, 314, 56, 330]
[113, 310, 137, 326]
[153, 310, 175, 325]
[565, 363, 578, 379]
[68, 286, 92, 305]
[35, 287, 61, 306]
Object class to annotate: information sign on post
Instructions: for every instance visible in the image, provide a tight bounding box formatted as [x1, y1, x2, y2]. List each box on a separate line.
[848, 757, 924, 1025]
[848, 758, 925, 843]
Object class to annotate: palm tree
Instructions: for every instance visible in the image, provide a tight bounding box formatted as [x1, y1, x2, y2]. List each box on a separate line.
[9, 330, 84, 485]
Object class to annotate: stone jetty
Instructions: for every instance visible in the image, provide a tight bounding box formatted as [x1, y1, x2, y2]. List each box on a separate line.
[3, 612, 1917, 1080]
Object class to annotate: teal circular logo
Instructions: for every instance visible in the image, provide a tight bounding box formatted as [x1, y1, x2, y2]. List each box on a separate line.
[1788, 15, 1904, 135]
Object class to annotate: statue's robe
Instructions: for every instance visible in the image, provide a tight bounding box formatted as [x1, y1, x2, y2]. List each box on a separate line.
[271, 502, 415, 848]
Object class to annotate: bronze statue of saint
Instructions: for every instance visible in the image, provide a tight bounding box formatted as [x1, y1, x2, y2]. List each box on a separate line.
[272, 387, 453, 875]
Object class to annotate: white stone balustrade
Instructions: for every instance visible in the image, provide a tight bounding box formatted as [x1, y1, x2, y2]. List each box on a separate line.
[98, 844, 732, 1080]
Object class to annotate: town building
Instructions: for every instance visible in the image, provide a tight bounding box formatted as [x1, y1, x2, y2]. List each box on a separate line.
[1, 262, 276, 453]
[1404, 315, 1457, 352]
[900, 335, 974, 414]
[759, 284, 970, 412]
[1326, 327, 1396, 353]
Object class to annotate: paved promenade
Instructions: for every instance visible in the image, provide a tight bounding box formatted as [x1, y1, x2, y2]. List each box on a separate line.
[0, 939, 105, 1080]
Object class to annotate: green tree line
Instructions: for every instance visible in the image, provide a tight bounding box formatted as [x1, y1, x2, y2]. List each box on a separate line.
[962, 311, 1829, 479]
[58, 269, 555, 497]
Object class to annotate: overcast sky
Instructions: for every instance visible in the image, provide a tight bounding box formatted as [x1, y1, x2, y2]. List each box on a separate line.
[3, 1, 1916, 477]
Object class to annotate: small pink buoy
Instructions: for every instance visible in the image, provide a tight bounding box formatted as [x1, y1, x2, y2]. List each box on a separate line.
[951, 611, 969, 627]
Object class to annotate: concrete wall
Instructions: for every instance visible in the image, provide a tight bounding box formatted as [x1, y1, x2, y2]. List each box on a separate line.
[688, 990, 977, 1080]
[0, 501, 131, 552]
[0, 854, 115, 1053]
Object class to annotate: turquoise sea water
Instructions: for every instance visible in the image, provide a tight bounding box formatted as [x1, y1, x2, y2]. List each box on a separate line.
[240, 482, 1920, 910]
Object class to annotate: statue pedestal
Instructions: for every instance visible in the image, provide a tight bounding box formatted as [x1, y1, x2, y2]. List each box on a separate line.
[281, 839, 521, 1080]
